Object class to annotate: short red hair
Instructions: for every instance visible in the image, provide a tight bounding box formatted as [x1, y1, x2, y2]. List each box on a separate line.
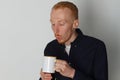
[52, 1, 78, 20]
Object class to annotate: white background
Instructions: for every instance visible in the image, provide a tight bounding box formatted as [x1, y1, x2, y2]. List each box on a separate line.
[0, 0, 120, 80]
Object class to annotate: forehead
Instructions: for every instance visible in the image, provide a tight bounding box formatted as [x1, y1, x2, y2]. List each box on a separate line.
[50, 8, 73, 22]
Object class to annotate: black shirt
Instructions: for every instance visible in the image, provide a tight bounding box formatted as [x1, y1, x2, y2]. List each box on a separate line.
[40, 29, 108, 80]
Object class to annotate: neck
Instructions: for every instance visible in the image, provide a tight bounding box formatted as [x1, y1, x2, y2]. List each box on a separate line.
[65, 31, 78, 45]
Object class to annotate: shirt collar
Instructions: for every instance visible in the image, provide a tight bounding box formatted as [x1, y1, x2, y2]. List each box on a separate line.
[71, 28, 84, 45]
[59, 28, 84, 48]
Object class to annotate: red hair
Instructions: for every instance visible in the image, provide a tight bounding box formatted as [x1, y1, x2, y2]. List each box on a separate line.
[52, 1, 78, 20]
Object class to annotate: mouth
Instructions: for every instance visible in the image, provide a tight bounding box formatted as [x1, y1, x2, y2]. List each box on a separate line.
[55, 34, 61, 40]
[56, 36, 61, 40]
[55, 34, 65, 44]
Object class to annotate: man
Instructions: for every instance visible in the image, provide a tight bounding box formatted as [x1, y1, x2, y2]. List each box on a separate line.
[40, 1, 108, 80]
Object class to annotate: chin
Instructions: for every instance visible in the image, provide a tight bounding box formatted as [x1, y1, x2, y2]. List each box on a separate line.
[57, 40, 65, 44]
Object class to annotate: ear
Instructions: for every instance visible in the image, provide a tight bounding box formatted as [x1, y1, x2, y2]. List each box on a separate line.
[73, 19, 79, 29]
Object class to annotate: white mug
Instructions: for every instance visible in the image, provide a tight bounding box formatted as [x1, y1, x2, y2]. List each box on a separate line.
[42, 56, 56, 73]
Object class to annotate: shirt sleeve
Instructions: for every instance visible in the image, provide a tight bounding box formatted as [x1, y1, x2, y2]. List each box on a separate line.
[73, 42, 108, 80]
[93, 42, 108, 80]
[73, 70, 93, 80]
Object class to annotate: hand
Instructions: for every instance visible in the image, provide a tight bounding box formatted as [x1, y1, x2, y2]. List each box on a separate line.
[40, 70, 52, 80]
[55, 59, 75, 79]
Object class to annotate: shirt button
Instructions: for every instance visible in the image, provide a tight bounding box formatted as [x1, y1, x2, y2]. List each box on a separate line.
[69, 63, 71, 65]
[74, 45, 77, 47]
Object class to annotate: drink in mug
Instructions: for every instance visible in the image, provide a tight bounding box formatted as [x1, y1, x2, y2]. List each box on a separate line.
[42, 56, 56, 73]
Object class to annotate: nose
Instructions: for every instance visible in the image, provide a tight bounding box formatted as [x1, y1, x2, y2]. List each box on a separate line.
[52, 24, 59, 34]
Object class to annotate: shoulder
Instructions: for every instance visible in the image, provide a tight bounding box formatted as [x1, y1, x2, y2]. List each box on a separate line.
[83, 35, 106, 48]
[76, 29, 105, 47]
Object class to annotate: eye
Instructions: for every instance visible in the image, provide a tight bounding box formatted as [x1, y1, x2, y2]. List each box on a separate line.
[59, 22, 65, 26]
[51, 23, 55, 27]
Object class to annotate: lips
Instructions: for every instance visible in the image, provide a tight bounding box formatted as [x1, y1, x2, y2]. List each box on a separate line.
[56, 36, 61, 40]
[55, 34, 62, 40]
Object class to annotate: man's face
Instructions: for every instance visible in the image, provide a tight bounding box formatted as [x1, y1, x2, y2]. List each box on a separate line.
[50, 8, 78, 44]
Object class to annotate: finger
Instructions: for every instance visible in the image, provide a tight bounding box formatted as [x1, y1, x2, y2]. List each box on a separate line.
[44, 76, 52, 79]
[56, 59, 64, 64]
[55, 68, 62, 73]
[55, 61, 67, 71]
[44, 73, 52, 80]
[55, 62, 66, 73]
[43, 76, 52, 80]
[55, 63, 63, 71]
[55, 65, 65, 74]
[41, 73, 52, 80]
[56, 59, 67, 66]
[55, 60, 66, 67]
[44, 73, 52, 77]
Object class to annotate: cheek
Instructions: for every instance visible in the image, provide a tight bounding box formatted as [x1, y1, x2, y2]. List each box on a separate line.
[61, 28, 68, 35]
[63, 29, 72, 37]
[60, 24, 73, 36]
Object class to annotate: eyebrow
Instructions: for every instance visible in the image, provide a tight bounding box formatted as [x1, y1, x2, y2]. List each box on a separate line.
[50, 19, 67, 23]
